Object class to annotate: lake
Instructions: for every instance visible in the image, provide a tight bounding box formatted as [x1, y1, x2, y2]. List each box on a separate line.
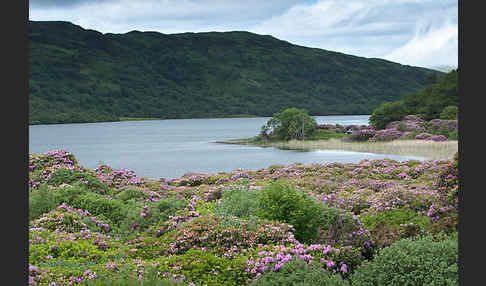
[29, 115, 425, 180]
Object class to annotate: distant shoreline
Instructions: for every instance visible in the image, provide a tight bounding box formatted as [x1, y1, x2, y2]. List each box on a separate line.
[216, 138, 458, 161]
[29, 114, 371, 126]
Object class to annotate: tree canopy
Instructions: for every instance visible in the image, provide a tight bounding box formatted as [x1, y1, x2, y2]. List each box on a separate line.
[260, 108, 318, 141]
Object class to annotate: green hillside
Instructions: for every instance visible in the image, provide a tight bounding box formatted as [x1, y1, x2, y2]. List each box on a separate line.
[28, 20, 442, 124]
[369, 69, 458, 129]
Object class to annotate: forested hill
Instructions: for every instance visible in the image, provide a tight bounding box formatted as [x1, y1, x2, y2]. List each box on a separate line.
[29, 20, 442, 124]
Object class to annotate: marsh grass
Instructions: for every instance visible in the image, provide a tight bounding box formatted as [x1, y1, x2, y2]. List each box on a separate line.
[220, 138, 458, 160]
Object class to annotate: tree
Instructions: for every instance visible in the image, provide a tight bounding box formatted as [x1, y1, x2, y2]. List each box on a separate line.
[260, 108, 318, 141]
[369, 101, 408, 130]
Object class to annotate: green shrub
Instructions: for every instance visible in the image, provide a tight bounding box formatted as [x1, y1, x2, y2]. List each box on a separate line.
[257, 182, 323, 243]
[51, 183, 92, 205]
[116, 197, 189, 238]
[250, 259, 349, 286]
[71, 192, 128, 226]
[440, 105, 458, 120]
[29, 184, 59, 220]
[447, 130, 458, 140]
[360, 209, 430, 231]
[359, 209, 430, 248]
[214, 184, 260, 219]
[116, 188, 150, 202]
[46, 168, 110, 195]
[350, 233, 458, 286]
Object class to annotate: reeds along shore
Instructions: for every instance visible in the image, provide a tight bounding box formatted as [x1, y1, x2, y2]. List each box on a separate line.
[220, 138, 458, 161]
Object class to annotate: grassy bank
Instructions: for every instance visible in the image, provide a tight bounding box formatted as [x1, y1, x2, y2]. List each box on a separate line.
[218, 138, 458, 160]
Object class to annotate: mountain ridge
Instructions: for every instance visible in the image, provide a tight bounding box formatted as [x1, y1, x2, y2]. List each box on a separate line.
[28, 20, 442, 124]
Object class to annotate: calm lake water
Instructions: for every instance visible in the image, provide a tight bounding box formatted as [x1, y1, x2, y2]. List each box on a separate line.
[29, 115, 425, 180]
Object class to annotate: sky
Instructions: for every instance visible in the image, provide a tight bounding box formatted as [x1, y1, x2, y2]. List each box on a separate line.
[29, 0, 458, 70]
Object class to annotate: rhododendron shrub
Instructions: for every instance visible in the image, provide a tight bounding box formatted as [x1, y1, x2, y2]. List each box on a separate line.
[245, 242, 361, 281]
[348, 128, 375, 141]
[129, 214, 298, 260]
[436, 152, 459, 207]
[249, 259, 348, 286]
[30, 203, 111, 234]
[29, 150, 458, 285]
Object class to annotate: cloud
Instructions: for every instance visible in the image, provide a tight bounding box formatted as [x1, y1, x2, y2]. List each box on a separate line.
[249, 0, 457, 68]
[384, 20, 458, 68]
[29, 0, 303, 33]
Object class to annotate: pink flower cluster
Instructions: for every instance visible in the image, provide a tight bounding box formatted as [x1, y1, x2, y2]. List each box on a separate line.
[93, 165, 143, 192]
[30, 203, 110, 233]
[29, 264, 97, 285]
[246, 243, 354, 282]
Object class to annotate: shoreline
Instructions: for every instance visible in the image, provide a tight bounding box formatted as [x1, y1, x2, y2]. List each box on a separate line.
[216, 138, 458, 161]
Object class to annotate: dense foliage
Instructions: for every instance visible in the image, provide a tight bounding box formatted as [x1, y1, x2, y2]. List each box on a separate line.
[369, 69, 458, 129]
[259, 108, 318, 141]
[29, 150, 458, 285]
[29, 20, 441, 125]
[249, 112, 457, 144]
[350, 232, 458, 285]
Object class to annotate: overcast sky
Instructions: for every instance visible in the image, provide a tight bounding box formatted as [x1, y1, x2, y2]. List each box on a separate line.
[29, 0, 458, 70]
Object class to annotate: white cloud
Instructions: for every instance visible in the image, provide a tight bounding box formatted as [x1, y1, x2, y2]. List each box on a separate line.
[249, 0, 457, 68]
[384, 19, 458, 68]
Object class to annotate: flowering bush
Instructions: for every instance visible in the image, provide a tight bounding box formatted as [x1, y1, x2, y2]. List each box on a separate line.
[29, 263, 100, 285]
[29, 149, 78, 171]
[150, 249, 253, 285]
[427, 118, 458, 133]
[84, 262, 189, 285]
[245, 242, 361, 281]
[436, 152, 459, 207]
[30, 203, 111, 234]
[348, 128, 375, 142]
[29, 150, 458, 285]
[168, 172, 219, 187]
[414, 132, 433, 140]
[370, 128, 403, 142]
[93, 165, 144, 193]
[158, 215, 298, 259]
[29, 227, 125, 265]
[250, 259, 348, 286]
